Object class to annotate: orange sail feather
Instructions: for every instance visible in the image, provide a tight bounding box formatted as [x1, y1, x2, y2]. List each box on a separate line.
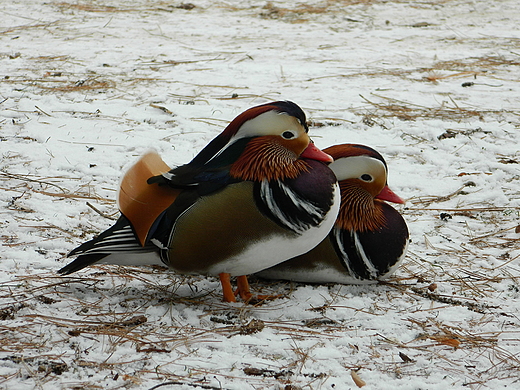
[118, 151, 179, 246]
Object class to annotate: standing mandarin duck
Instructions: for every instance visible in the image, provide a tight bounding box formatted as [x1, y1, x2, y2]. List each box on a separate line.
[256, 144, 409, 284]
[58, 101, 340, 302]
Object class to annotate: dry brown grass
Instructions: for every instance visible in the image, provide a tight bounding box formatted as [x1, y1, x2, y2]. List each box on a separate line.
[0, 171, 115, 205]
[2, 140, 520, 389]
[3, 75, 115, 93]
[229, 0, 463, 22]
[2, 237, 519, 389]
[358, 94, 499, 121]
[54, 1, 197, 13]
[2, 2, 520, 388]
[309, 55, 520, 82]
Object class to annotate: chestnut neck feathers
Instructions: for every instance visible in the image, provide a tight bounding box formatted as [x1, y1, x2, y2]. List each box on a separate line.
[336, 181, 386, 232]
[230, 137, 310, 181]
[324, 144, 391, 233]
[221, 102, 311, 182]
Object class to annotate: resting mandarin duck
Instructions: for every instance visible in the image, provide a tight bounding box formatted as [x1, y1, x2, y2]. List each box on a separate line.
[58, 101, 340, 302]
[256, 143, 409, 284]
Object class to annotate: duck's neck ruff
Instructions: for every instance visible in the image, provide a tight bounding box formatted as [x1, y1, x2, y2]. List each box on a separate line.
[229, 137, 309, 182]
[336, 181, 385, 232]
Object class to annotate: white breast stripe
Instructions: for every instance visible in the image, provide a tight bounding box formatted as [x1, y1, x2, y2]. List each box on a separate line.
[260, 180, 295, 231]
[278, 181, 323, 220]
[333, 228, 357, 278]
[352, 231, 379, 279]
[260, 180, 324, 234]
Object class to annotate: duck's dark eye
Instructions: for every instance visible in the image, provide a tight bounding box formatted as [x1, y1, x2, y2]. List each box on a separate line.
[361, 174, 372, 182]
[282, 130, 296, 139]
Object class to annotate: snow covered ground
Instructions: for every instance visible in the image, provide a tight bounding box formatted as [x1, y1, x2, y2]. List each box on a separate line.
[1, 0, 520, 389]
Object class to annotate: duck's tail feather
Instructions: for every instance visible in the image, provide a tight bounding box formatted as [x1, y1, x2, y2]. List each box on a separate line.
[58, 253, 111, 275]
[59, 216, 160, 275]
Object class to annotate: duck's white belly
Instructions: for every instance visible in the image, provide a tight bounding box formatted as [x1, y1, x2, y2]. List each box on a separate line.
[208, 184, 340, 276]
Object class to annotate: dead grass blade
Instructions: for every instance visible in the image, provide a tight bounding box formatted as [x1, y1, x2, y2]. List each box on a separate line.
[358, 94, 499, 121]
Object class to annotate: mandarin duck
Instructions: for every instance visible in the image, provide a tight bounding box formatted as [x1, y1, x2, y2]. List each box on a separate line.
[256, 143, 409, 284]
[58, 101, 340, 302]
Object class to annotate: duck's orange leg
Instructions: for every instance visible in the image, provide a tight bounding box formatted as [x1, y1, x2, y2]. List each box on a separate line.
[221, 274, 279, 303]
[219, 273, 237, 302]
[235, 275, 253, 302]
[237, 275, 282, 303]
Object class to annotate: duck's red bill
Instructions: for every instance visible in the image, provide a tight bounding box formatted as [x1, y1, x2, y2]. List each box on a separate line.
[376, 185, 405, 204]
[300, 142, 333, 163]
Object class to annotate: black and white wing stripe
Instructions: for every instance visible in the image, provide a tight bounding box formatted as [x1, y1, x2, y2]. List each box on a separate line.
[69, 226, 152, 256]
[256, 179, 331, 235]
[59, 216, 158, 275]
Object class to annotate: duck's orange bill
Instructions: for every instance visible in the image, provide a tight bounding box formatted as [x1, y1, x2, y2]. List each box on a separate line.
[118, 151, 180, 246]
[300, 142, 334, 163]
[376, 185, 405, 204]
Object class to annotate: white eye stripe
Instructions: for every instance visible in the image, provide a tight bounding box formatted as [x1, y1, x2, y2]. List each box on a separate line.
[207, 111, 305, 164]
[330, 156, 387, 182]
[233, 111, 303, 140]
